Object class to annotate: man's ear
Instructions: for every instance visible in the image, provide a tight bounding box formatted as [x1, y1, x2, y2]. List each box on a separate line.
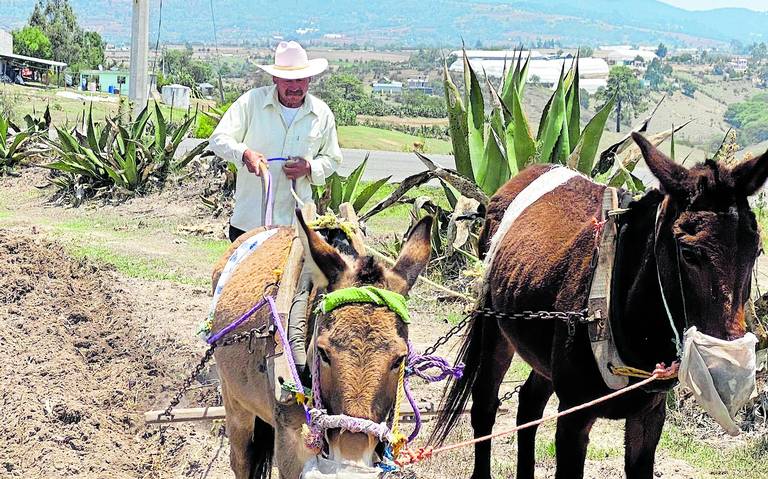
[730, 150, 768, 197]
[632, 132, 691, 197]
[392, 216, 433, 293]
[296, 209, 348, 288]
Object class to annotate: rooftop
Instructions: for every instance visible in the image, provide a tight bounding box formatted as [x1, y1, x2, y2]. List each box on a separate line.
[0, 52, 67, 68]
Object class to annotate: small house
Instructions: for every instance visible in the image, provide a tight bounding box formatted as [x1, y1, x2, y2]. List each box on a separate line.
[161, 84, 191, 109]
[80, 69, 129, 94]
[372, 80, 403, 95]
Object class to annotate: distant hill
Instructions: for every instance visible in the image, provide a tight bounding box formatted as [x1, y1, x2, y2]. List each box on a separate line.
[0, 0, 765, 48]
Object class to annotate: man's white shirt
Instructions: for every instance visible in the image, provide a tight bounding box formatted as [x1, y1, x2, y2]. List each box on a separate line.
[208, 85, 343, 229]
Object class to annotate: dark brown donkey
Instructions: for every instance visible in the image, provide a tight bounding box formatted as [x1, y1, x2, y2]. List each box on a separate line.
[433, 133, 768, 479]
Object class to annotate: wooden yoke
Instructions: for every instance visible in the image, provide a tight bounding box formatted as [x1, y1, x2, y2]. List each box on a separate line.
[338, 202, 366, 255]
[270, 202, 316, 403]
[587, 187, 630, 390]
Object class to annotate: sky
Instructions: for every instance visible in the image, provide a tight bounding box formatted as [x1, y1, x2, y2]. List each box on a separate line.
[660, 0, 768, 11]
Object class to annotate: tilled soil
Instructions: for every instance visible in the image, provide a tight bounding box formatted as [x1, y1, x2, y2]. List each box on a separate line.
[0, 231, 228, 478]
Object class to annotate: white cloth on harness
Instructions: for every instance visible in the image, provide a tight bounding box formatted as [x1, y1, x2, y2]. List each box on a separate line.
[483, 166, 584, 279]
[199, 228, 279, 338]
[301, 457, 380, 479]
[678, 326, 758, 436]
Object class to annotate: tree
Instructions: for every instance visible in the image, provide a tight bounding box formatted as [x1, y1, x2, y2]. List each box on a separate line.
[596, 65, 645, 132]
[682, 80, 697, 98]
[579, 46, 594, 58]
[12, 26, 52, 60]
[25, 0, 104, 70]
[644, 58, 672, 90]
[751, 42, 768, 61]
[656, 43, 668, 59]
[315, 73, 369, 126]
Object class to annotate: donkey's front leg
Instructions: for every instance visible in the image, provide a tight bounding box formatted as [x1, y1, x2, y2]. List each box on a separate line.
[554, 410, 597, 479]
[624, 394, 666, 479]
[274, 403, 314, 479]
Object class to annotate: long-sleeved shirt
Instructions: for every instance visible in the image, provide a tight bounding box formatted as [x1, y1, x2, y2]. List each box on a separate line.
[208, 85, 342, 229]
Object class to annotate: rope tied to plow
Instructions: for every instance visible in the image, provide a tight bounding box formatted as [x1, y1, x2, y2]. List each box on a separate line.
[394, 361, 680, 467]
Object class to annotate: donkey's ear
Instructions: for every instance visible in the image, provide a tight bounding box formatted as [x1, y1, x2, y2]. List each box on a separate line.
[730, 150, 768, 197]
[392, 216, 433, 292]
[632, 132, 691, 197]
[296, 209, 348, 288]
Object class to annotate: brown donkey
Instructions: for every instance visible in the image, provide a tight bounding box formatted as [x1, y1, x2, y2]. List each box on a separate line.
[434, 133, 768, 479]
[212, 212, 432, 478]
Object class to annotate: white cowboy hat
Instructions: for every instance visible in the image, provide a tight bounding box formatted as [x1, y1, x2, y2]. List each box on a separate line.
[257, 41, 328, 79]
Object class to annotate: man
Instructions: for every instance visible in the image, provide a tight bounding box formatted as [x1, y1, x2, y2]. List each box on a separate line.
[209, 41, 342, 374]
[209, 40, 342, 241]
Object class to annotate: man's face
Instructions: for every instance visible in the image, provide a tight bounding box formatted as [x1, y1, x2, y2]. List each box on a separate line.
[273, 76, 311, 107]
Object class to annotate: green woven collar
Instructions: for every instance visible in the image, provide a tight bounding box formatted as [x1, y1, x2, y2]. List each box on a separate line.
[319, 285, 410, 323]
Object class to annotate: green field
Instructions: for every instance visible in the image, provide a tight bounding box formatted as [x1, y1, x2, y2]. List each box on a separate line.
[338, 125, 452, 154]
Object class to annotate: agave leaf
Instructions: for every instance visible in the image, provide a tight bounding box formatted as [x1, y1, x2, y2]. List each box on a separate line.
[86, 103, 101, 155]
[329, 173, 343, 212]
[537, 89, 556, 141]
[414, 151, 489, 204]
[0, 116, 8, 145]
[360, 171, 433, 221]
[592, 95, 667, 176]
[518, 50, 530, 97]
[131, 105, 151, 139]
[477, 129, 509, 196]
[568, 96, 614, 174]
[565, 52, 581, 151]
[174, 139, 209, 170]
[440, 178, 459, 209]
[464, 51, 486, 181]
[55, 126, 83, 154]
[343, 153, 368, 203]
[607, 120, 692, 187]
[443, 61, 472, 181]
[154, 102, 168, 157]
[352, 176, 391, 213]
[510, 84, 536, 170]
[539, 65, 568, 163]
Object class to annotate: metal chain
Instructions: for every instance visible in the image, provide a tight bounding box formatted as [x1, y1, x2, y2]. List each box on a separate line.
[423, 312, 473, 356]
[500, 385, 522, 403]
[159, 326, 271, 421]
[422, 307, 589, 357]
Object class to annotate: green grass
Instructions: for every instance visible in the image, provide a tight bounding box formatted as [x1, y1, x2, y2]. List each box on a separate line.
[338, 125, 452, 155]
[186, 236, 230, 263]
[658, 424, 768, 478]
[70, 244, 205, 286]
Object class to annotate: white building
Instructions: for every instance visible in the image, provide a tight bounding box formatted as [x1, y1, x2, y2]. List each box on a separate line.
[161, 84, 191, 109]
[372, 80, 403, 95]
[0, 30, 11, 56]
[449, 49, 548, 61]
[597, 46, 658, 66]
[448, 56, 610, 94]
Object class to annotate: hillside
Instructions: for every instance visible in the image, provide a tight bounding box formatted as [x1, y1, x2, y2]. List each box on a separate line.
[0, 0, 765, 47]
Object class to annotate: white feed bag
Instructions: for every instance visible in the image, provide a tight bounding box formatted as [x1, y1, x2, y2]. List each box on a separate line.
[301, 457, 381, 479]
[678, 326, 758, 436]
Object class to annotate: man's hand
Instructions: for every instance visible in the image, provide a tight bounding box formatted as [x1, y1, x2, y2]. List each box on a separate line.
[242, 149, 267, 176]
[283, 156, 311, 180]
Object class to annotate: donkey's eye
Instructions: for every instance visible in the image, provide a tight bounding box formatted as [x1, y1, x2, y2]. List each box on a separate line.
[391, 355, 406, 371]
[318, 348, 331, 365]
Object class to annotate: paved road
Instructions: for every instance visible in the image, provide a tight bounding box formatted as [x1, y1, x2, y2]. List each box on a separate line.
[177, 139, 454, 182]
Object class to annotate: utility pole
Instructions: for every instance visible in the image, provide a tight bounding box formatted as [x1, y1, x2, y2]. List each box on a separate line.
[129, 0, 149, 116]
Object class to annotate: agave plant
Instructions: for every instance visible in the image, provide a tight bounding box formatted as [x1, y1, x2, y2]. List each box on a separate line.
[313, 153, 390, 215]
[0, 114, 30, 175]
[42, 102, 198, 204]
[444, 49, 618, 196]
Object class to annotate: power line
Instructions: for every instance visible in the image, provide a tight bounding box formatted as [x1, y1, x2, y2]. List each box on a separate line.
[209, 0, 225, 103]
[151, 0, 163, 78]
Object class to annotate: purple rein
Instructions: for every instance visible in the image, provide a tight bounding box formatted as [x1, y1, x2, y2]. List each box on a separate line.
[403, 340, 465, 442]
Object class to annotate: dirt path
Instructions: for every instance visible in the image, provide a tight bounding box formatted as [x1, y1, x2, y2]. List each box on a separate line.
[1, 169, 766, 478]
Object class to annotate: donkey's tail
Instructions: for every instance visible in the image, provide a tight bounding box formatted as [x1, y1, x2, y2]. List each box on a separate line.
[429, 310, 490, 445]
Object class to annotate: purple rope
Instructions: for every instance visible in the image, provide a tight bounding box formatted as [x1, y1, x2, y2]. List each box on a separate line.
[206, 297, 268, 344]
[266, 296, 311, 423]
[403, 340, 465, 442]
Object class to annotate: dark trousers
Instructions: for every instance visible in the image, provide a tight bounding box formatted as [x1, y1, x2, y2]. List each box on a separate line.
[228, 224, 246, 242]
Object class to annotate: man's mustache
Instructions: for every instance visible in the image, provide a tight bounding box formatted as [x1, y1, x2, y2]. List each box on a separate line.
[286, 89, 304, 95]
